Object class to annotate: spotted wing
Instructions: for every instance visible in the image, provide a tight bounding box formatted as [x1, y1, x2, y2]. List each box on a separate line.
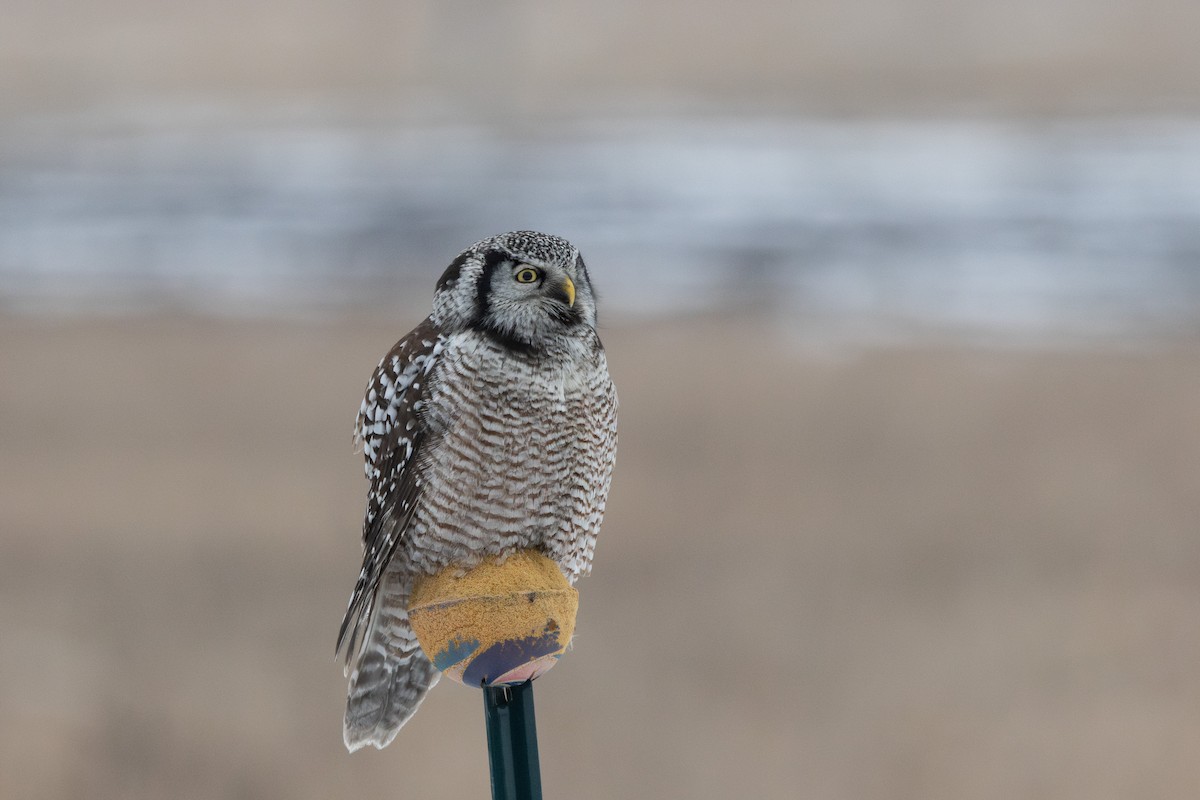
[336, 317, 443, 660]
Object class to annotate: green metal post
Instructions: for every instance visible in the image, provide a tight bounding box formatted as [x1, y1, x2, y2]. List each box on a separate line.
[483, 681, 543, 800]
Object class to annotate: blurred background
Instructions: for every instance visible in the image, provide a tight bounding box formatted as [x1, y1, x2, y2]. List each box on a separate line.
[2, 1, 1199, 798]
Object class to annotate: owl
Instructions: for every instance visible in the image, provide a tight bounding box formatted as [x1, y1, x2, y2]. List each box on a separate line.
[336, 231, 618, 751]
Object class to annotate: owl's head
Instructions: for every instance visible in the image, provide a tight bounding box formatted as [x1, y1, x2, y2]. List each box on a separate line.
[431, 231, 598, 352]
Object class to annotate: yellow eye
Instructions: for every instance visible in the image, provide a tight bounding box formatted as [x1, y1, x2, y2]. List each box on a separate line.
[514, 267, 540, 284]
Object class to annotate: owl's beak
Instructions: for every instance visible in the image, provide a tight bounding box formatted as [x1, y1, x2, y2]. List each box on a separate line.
[561, 276, 576, 308]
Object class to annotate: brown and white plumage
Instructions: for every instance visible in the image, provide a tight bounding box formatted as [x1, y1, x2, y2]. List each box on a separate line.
[337, 231, 618, 751]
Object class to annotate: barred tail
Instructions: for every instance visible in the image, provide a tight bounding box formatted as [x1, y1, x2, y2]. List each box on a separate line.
[343, 585, 440, 751]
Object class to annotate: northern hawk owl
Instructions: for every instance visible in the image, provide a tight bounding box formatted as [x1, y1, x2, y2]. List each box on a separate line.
[336, 231, 618, 751]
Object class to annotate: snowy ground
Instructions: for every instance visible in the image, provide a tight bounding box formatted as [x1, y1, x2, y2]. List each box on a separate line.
[2, 109, 1198, 345]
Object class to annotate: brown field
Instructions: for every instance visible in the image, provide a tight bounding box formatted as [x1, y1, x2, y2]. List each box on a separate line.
[3, 0, 1200, 116]
[2, 313, 1199, 799]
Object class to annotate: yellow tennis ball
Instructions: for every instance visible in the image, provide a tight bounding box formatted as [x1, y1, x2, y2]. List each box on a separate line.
[408, 551, 579, 686]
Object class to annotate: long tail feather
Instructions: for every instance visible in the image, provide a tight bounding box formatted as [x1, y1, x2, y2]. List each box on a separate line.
[343, 583, 439, 751]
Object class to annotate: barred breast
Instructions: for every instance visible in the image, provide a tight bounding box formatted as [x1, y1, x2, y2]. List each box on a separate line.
[400, 329, 618, 581]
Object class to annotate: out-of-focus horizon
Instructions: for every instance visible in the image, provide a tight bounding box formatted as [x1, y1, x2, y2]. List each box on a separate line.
[3, 4, 1200, 800]
[3, 0, 1200, 344]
